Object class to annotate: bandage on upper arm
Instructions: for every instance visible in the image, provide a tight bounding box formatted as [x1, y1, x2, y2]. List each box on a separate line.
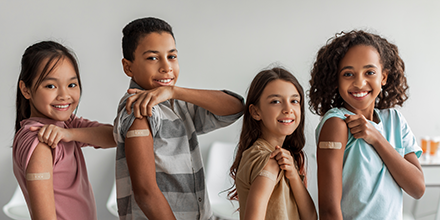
[26, 172, 50, 181]
[126, 129, 150, 138]
[259, 170, 277, 182]
[319, 141, 342, 149]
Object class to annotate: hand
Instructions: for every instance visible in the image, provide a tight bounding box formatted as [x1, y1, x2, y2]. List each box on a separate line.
[344, 114, 382, 145]
[125, 87, 174, 118]
[30, 124, 73, 148]
[270, 146, 298, 180]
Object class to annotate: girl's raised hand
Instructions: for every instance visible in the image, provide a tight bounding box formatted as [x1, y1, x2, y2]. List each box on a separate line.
[126, 87, 174, 118]
[270, 146, 297, 180]
[30, 124, 73, 148]
[344, 114, 382, 145]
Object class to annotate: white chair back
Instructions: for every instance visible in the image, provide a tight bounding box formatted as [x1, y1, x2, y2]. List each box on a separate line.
[3, 186, 31, 220]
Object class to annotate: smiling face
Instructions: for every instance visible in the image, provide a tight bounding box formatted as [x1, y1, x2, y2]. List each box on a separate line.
[250, 79, 301, 146]
[338, 45, 388, 119]
[122, 32, 179, 90]
[20, 58, 81, 121]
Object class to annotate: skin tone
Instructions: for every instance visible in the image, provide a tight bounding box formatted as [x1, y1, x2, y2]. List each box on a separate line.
[246, 79, 317, 220]
[121, 32, 244, 219]
[19, 58, 115, 220]
[317, 45, 425, 220]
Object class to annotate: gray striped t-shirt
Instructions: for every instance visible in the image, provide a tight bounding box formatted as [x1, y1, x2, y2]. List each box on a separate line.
[113, 80, 243, 220]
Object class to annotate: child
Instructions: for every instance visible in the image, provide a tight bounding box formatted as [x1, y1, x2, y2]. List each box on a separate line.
[113, 17, 244, 220]
[13, 41, 115, 219]
[229, 67, 317, 220]
[309, 30, 425, 219]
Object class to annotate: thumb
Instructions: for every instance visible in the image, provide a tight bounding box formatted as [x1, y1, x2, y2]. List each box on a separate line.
[270, 146, 282, 158]
[127, 88, 141, 94]
[29, 126, 41, 132]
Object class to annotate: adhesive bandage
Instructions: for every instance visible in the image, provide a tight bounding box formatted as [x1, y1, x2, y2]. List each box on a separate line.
[258, 170, 277, 182]
[126, 129, 150, 138]
[319, 141, 342, 149]
[26, 172, 50, 181]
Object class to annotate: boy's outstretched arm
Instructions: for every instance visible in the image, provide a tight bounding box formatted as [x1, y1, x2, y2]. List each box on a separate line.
[125, 117, 176, 220]
[317, 117, 347, 220]
[345, 114, 425, 199]
[30, 124, 115, 149]
[126, 86, 244, 118]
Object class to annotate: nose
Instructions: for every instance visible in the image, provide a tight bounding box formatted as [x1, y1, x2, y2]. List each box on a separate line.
[353, 75, 366, 88]
[282, 103, 294, 114]
[159, 60, 172, 73]
[57, 87, 71, 101]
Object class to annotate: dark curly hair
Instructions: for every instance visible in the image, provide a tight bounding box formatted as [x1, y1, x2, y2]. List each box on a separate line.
[122, 17, 174, 61]
[229, 67, 307, 201]
[308, 30, 408, 116]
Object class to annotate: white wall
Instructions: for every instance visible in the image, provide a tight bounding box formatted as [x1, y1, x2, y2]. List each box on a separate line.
[1, 1, 440, 219]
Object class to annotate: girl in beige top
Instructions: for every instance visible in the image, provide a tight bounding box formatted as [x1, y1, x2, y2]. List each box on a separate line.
[229, 67, 317, 220]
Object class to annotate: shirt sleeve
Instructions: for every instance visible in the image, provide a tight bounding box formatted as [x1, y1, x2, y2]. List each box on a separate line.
[240, 146, 272, 185]
[14, 125, 44, 171]
[398, 111, 422, 158]
[189, 90, 244, 135]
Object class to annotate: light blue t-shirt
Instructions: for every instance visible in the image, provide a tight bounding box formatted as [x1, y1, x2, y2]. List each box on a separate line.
[315, 107, 421, 220]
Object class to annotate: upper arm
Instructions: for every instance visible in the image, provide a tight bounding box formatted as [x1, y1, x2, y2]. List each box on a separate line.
[124, 117, 157, 194]
[26, 142, 56, 220]
[243, 158, 279, 220]
[317, 117, 347, 218]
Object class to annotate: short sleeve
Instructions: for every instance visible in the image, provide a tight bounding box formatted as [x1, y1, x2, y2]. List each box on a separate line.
[398, 111, 422, 158]
[241, 146, 272, 185]
[13, 126, 43, 171]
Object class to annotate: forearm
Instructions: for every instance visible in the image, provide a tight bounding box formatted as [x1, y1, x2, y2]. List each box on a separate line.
[134, 189, 176, 220]
[372, 137, 425, 198]
[173, 86, 244, 116]
[70, 125, 115, 148]
[288, 175, 317, 220]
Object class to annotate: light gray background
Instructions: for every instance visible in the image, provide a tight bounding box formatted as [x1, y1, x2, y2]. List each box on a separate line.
[1, 1, 439, 219]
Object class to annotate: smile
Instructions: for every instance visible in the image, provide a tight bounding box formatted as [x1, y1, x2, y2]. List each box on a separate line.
[155, 79, 172, 83]
[350, 91, 369, 98]
[278, 119, 294, 123]
[53, 104, 70, 109]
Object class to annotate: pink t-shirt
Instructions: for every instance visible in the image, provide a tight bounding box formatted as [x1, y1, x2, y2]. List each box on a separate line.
[13, 115, 107, 220]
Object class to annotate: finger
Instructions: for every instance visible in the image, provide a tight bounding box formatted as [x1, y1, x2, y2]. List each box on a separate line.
[140, 94, 153, 117]
[51, 133, 63, 148]
[37, 126, 49, 143]
[29, 126, 41, 132]
[127, 88, 141, 94]
[126, 95, 138, 115]
[270, 146, 282, 158]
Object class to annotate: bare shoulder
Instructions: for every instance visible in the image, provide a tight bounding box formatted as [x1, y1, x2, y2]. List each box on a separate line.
[319, 117, 348, 142]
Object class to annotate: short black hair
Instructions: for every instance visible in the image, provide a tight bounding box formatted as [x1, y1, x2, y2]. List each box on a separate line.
[122, 17, 174, 61]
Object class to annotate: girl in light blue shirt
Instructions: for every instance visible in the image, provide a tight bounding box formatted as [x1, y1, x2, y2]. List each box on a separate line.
[309, 30, 424, 220]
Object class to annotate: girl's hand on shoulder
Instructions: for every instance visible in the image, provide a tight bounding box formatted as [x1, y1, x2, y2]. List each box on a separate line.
[126, 87, 175, 118]
[30, 124, 73, 148]
[344, 114, 382, 145]
[270, 146, 298, 180]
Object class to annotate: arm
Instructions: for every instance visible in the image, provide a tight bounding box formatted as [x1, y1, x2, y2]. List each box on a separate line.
[345, 114, 425, 199]
[30, 124, 115, 149]
[125, 86, 244, 118]
[124, 117, 176, 220]
[271, 146, 317, 220]
[243, 159, 279, 220]
[26, 142, 57, 220]
[317, 117, 347, 220]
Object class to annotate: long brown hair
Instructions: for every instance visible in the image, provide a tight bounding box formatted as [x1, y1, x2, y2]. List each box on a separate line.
[229, 67, 307, 201]
[309, 30, 408, 116]
[15, 41, 81, 132]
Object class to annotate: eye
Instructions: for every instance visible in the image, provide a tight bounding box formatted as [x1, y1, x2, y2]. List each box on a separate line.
[68, 83, 77, 88]
[45, 84, 55, 89]
[291, 99, 300, 104]
[168, 55, 177, 59]
[147, 57, 158, 61]
[366, 70, 375, 75]
[270, 100, 280, 104]
[342, 72, 353, 77]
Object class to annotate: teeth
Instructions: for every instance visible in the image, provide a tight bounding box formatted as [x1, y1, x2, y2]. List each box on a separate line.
[352, 92, 368, 98]
[280, 120, 293, 123]
[54, 104, 69, 108]
[158, 79, 172, 83]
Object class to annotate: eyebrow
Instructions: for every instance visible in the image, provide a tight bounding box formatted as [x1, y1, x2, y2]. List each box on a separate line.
[42, 76, 78, 82]
[266, 94, 300, 99]
[339, 64, 378, 73]
[142, 49, 178, 56]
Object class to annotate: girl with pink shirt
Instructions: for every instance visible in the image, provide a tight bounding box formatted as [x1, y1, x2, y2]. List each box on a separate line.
[13, 41, 115, 220]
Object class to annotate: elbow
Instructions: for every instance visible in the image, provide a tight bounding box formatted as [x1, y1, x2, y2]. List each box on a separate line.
[412, 183, 425, 200]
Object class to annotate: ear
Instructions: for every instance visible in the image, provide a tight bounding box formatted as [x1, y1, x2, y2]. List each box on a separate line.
[19, 80, 32, 99]
[381, 70, 389, 86]
[249, 104, 261, 121]
[122, 58, 133, 77]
